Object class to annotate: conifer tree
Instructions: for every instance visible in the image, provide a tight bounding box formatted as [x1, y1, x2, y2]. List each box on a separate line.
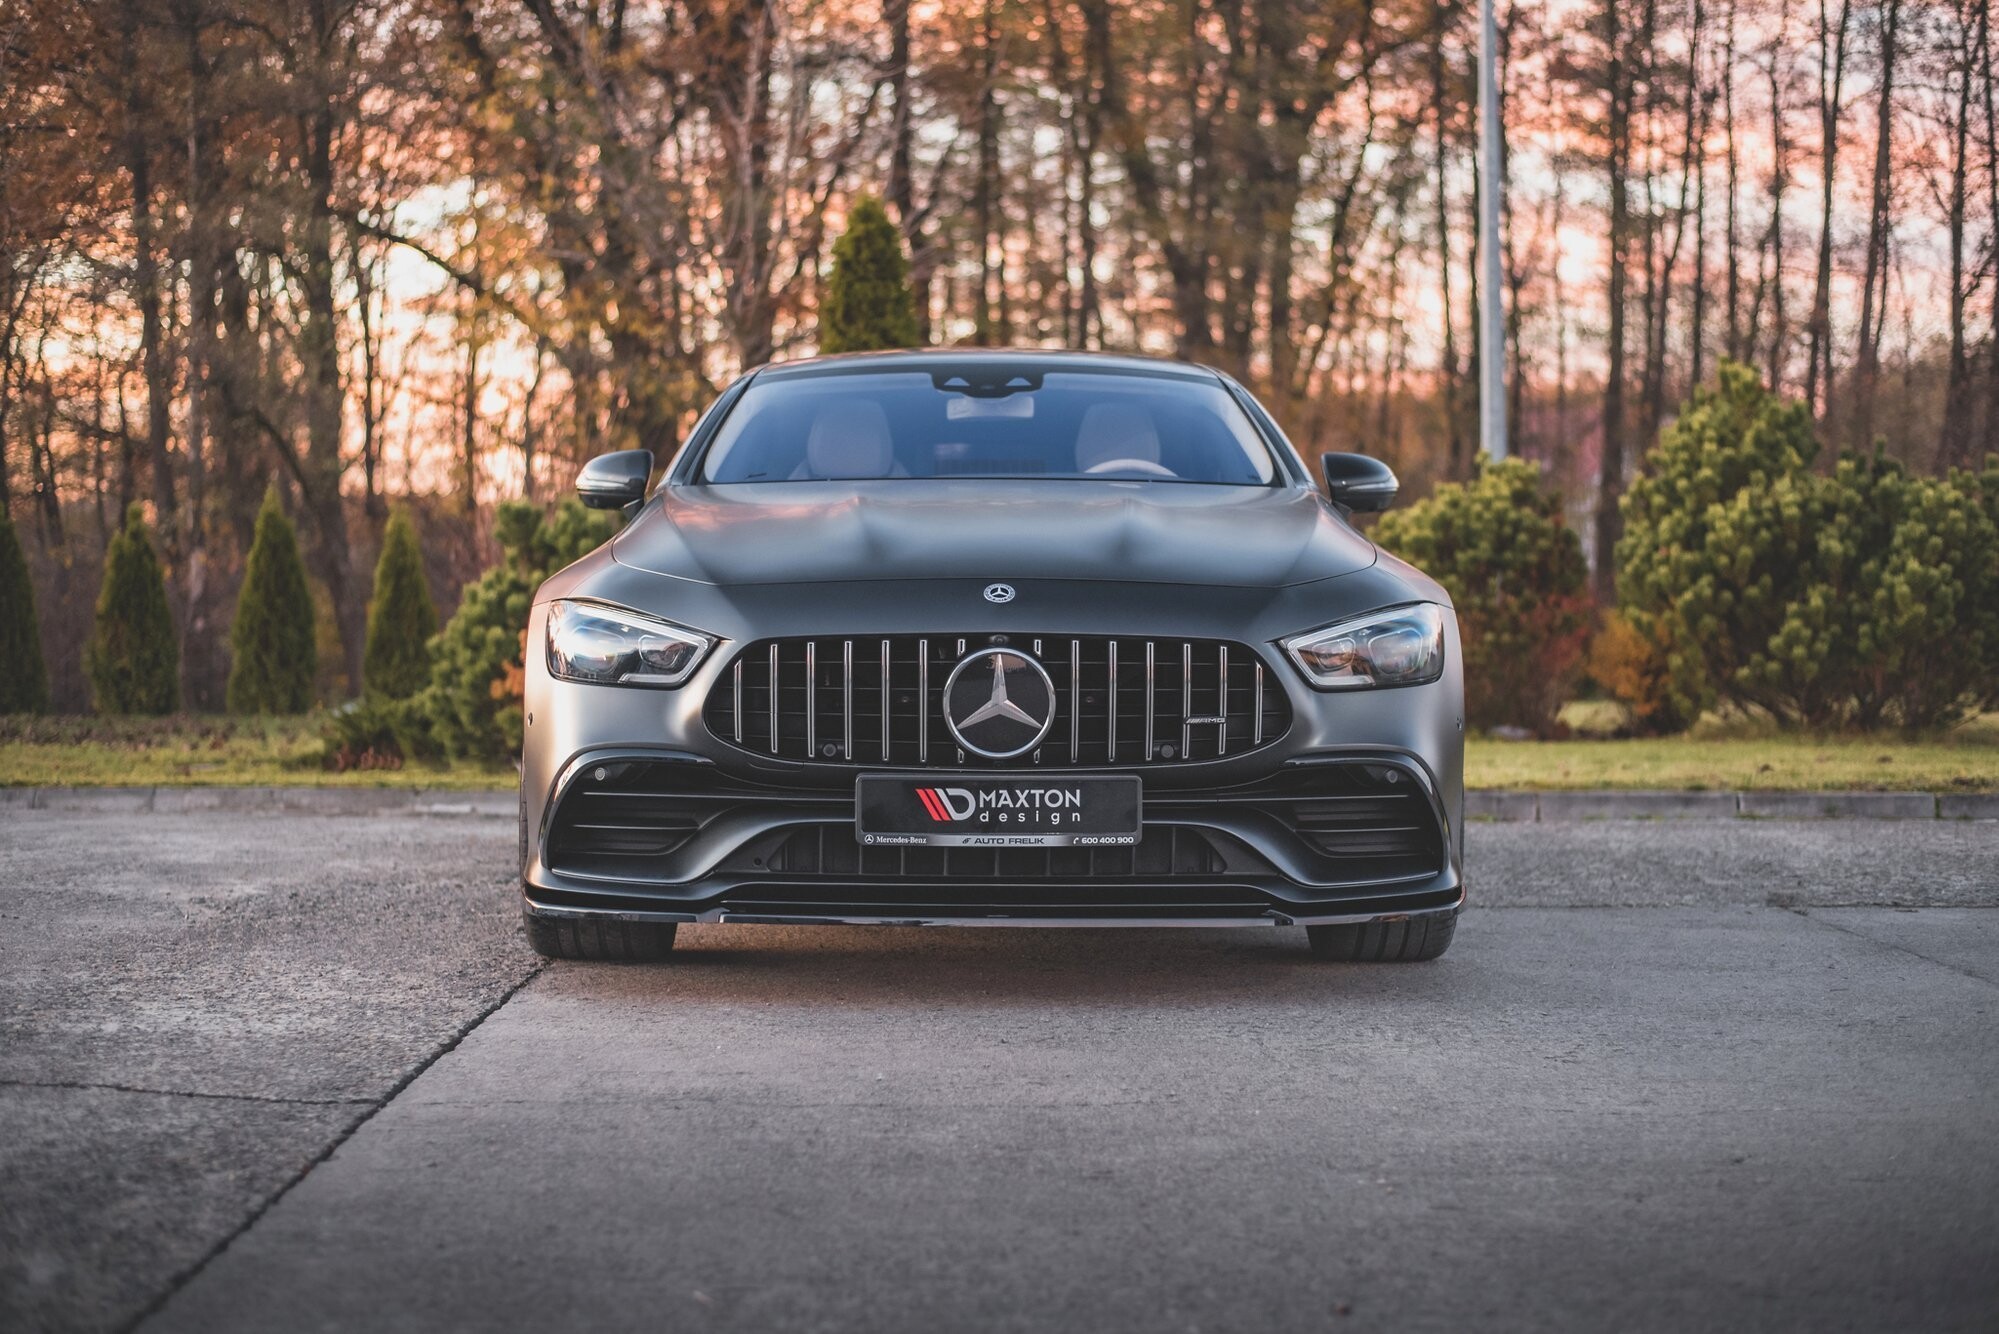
[363, 509, 437, 698]
[86, 504, 179, 715]
[0, 512, 51, 714]
[227, 488, 317, 713]
[819, 195, 921, 353]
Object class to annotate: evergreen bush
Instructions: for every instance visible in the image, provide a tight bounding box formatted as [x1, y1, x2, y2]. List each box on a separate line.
[818, 195, 921, 353]
[1372, 458, 1592, 734]
[227, 489, 318, 713]
[1757, 456, 1999, 731]
[1615, 361, 1821, 725]
[1619, 363, 1999, 731]
[85, 503, 179, 715]
[417, 498, 617, 762]
[0, 511, 51, 714]
[362, 509, 437, 699]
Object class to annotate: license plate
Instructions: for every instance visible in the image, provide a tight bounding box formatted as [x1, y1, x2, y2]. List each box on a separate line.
[856, 775, 1141, 848]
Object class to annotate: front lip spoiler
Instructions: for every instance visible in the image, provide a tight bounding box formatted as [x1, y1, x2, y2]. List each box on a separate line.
[520, 888, 1465, 931]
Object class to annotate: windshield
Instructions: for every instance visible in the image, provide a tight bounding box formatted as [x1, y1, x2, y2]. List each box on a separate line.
[698, 368, 1278, 485]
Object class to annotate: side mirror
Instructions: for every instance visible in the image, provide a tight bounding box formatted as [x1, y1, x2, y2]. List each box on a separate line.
[1320, 452, 1398, 512]
[576, 449, 654, 511]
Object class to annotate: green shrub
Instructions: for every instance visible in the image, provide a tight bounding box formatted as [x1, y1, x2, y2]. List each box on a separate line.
[818, 194, 921, 354]
[85, 503, 179, 715]
[227, 489, 317, 713]
[1773, 456, 1999, 732]
[362, 509, 437, 699]
[1373, 458, 1592, 734]
[1619, 362, 1999, 731]
[1615, 361, 1821, 726]
[417, 498, 617, 762]
[0, 512, 50, 714]
[320, 694, 433, 771]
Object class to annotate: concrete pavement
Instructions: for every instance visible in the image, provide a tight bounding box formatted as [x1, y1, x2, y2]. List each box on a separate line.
[2, 810, 1995, 1332]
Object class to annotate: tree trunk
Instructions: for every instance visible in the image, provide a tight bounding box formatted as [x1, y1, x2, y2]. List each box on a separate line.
[1763, 0, 1791, 390]
[1597, 1, 1633, 605]
[1982, 0, 1999, 461]
[1431, 0, 1466, 476]
[1851, 0, 1899, 450]
[1723, 0, 1743, 359]
[1806, 0, 1851, 419]
[974, 0, 1000, 346]
[297, 0, 363, 698]
[1941, 0, 1980, 468]
[117, 0, 176, 564]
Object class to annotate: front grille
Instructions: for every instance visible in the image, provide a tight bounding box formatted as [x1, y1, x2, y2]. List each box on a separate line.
[703, 634, 1291, 767]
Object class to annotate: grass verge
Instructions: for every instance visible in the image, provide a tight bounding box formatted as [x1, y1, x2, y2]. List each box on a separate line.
[2, 712, 1995, 793]
[0, 714, 510, 790]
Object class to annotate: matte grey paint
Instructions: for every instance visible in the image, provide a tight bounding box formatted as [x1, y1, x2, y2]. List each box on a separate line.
[523, 351, 1465, 928]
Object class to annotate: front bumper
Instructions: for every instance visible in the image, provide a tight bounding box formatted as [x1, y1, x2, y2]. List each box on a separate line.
[519, 580, 1466, 930]
[521, 747, 1463, 930]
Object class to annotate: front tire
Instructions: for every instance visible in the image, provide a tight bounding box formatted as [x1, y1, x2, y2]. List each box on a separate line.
[525, 909, 678, 962]
[1305, 910, 1456, 962]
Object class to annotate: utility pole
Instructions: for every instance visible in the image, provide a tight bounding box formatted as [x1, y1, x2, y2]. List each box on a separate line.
[1478, 0, 1508, 460]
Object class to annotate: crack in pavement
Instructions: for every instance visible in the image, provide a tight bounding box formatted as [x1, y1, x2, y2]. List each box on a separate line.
[115, 961, 547, 1334]
[1782, 906, 1999, 989]
[0, 1078, 373, 1107]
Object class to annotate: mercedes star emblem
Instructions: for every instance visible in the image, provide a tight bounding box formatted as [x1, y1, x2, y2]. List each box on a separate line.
[982, 582, 1017, 604]
[941, 649, 1055, 759]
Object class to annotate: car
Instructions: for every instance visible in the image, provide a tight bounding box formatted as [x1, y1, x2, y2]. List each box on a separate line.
[520, 350, 1464, 962]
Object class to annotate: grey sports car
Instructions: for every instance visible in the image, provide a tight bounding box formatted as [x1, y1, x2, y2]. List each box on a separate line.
[521, 351, 1465, 961]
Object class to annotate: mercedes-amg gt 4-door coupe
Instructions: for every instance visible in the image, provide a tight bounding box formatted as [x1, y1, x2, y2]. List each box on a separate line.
[522, 351, 1465, 962]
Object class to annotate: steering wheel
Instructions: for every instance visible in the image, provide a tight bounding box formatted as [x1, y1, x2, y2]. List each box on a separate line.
[1083, 458, 1178, 479]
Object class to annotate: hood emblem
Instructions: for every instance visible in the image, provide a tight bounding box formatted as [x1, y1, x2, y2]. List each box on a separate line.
[942, 649, 1055, 759]
[982, 583, 1017, 604]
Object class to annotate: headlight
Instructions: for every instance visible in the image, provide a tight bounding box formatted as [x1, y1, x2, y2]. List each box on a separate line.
[1283, 603, 1446, 690]
[545, 599, 714, 687]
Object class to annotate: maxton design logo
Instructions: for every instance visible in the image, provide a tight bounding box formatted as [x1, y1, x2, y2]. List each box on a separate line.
[915, 787, 976, 821]
[914, 785, 1086, 822]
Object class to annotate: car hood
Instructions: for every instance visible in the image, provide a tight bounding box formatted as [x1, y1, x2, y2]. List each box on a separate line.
[613, 480, 1377, 588]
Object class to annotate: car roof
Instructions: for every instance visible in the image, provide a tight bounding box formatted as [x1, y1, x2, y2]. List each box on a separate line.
[748, 348, 1228, 384]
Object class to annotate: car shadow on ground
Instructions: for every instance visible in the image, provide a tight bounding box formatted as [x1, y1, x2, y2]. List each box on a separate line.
[533, 919, 1471, 1010]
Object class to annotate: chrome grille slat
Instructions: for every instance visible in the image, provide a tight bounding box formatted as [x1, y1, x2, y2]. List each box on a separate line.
[1069, 639, 1081, 761]
[1107, 641, 1119, 761]
[1253, 663, 1264, 745]
[767, 644, 779, 754]
[1180, 642, 1192, 760]
[706, 634, 1289, 767]
[1144, 642, 1156, 760]
[805, 641, 817, 758]
[1218, 645, 1229, 756]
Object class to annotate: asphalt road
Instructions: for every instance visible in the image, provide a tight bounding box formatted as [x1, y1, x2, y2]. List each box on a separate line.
[2, 810, 1995, 1333]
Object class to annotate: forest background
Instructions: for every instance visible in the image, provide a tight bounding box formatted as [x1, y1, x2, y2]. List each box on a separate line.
[4, 0, 1995, 712]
